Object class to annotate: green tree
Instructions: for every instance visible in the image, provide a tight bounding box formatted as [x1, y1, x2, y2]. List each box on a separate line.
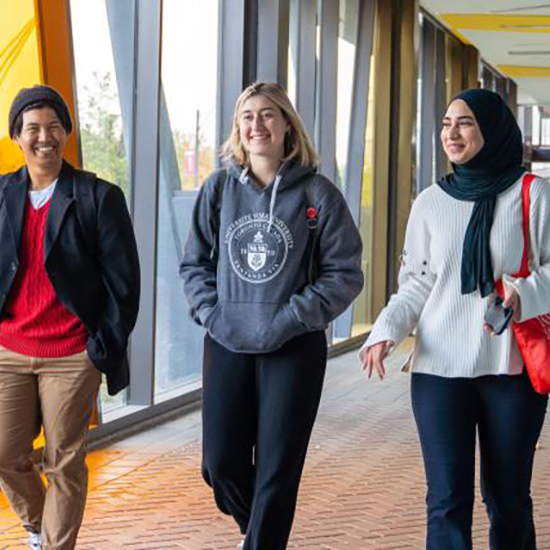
[80, 72, 129, 195]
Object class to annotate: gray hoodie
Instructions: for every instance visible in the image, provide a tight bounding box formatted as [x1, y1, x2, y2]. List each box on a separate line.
[180, 162, 364, 353]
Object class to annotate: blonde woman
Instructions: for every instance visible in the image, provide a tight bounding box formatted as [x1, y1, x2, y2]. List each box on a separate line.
[180, 82, 363, 549]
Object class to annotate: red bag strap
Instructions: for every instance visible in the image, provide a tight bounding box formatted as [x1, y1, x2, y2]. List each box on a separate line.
[520, 173, 535, 274]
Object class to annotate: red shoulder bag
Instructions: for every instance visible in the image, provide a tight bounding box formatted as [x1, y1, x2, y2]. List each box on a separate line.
[496, 173, 550, 394]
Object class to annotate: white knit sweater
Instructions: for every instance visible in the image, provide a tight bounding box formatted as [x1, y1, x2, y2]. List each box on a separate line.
[360, 175, 550, 378]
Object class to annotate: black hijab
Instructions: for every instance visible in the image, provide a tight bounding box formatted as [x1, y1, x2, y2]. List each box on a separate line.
[437, 89, 525, 297]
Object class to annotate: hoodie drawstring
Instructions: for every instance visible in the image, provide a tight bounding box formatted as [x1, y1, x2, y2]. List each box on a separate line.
[268, 174, 282, 233]
[239, 166, 249, 184]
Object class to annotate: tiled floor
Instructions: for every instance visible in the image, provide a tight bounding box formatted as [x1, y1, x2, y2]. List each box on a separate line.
[2, 341, 550, 549]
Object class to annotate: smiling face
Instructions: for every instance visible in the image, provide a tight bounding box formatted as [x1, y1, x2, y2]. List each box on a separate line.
[238, 94, 290, 164]
[441, 99, 485, 165]
[13, 106, 68, 175]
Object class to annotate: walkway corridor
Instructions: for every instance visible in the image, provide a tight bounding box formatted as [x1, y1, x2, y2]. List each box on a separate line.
[1, 342, 550, 549]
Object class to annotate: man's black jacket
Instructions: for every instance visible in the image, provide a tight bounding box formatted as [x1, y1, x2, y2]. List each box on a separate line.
[0, 162, 140, 395]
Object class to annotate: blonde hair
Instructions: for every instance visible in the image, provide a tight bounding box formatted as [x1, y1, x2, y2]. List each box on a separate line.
[221, 82, 320, 167]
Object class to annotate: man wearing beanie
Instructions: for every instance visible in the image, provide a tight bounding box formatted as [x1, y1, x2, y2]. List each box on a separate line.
[0, 85, 140, 549]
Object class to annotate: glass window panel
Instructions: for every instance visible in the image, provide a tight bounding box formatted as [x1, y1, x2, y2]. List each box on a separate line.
[352, 55, 376, 336]
[155, 0, 219, 400]
[287, 0, 299, 106]
[335, 0, 359, 191]
[542, 117, 550, 146]
[532, 162, 550, 178]
[70, 0, 136, 412]
[71, 0, 134, 198]
[533, 107, 541, 146]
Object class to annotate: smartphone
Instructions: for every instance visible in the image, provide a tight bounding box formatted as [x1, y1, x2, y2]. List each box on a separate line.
[484, 296, 513, 335]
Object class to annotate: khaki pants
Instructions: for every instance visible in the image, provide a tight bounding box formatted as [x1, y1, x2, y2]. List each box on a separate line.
[0, 345, 101, 550]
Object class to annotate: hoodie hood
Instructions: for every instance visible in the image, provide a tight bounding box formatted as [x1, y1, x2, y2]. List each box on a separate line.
[226, 161, 315, 190]
[227, 161, 316, 233]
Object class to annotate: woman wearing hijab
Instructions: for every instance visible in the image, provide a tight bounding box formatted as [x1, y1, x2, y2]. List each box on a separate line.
[360, 88, 550, 549]
[180, 82, 363, 550]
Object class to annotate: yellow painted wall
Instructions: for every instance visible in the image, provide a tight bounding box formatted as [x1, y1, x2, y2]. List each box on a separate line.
[0, 0, 41, 173]
[0, 0, 79, 175]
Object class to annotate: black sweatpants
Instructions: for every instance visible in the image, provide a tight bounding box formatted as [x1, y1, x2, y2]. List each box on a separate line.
[411, 371, 548, 550]
[202, 330, 327, 550]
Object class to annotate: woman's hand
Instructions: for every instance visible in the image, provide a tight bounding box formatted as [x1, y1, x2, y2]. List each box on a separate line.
[502, 285, 521, 321]
[361, 341, 393, 381]
[483, 286, 521, 336]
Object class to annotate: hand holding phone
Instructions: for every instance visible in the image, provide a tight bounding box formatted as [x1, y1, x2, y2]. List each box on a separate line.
[484, 296, 513, 335]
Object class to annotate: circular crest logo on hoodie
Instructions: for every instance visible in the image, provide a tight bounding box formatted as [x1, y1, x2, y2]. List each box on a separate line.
[226, 213, 294, 284]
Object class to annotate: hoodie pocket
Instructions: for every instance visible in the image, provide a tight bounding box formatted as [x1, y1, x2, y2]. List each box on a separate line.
[207, 301, 307, 353]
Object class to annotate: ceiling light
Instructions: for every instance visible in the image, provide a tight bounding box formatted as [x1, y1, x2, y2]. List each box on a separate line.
[492, 4, 550, 13]
[500, 24, 550, 28]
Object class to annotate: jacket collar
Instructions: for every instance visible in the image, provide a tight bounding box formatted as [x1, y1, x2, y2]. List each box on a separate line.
[1, 161, 76, 261]
[44, 161, 75, 261]
[1, 165, 30, 255]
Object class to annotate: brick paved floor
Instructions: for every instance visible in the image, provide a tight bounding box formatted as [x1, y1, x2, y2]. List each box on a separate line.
[2, 341, 550, 549]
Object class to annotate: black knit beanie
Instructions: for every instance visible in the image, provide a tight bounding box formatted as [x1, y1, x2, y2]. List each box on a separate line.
[9, 85, 73, 138]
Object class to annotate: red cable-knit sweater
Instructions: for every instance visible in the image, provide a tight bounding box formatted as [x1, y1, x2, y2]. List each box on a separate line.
[0, 198, 87, 357]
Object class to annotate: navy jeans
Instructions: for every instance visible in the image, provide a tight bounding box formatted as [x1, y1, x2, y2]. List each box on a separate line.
[202, 331, 327, 550]
[411, 371, 547, 550]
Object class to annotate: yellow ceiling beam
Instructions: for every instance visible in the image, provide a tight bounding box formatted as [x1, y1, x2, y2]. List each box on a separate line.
[451, 29, 472, 45]
[498, 65, 550, 78]
[441, 14, 550, 33]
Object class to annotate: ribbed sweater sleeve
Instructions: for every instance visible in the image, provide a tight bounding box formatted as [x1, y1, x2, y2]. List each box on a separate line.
[511, 178, 550, 322]
[364, 192, 436, 348]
